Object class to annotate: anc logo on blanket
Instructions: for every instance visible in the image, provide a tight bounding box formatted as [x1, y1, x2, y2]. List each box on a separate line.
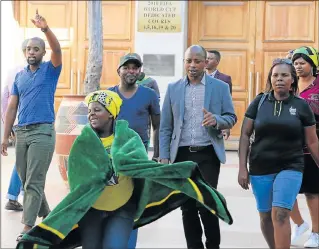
[105, 146, 119, 185]
[106, 172, 119, 185]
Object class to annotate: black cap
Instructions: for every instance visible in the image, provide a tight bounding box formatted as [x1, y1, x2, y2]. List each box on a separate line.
[118, 53, 143, 70]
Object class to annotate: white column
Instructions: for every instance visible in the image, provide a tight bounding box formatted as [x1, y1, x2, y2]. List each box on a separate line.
[1, 1, 24, 92]
[134, 1, 188, 106]
[1, 1, 24, 139]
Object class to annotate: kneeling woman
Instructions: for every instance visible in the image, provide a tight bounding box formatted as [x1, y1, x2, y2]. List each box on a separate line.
[238, 59, 319, 249]
[16, 90, 233, 249]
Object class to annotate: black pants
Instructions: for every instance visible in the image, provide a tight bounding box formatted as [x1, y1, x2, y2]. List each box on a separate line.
[175, 146, 221, 249]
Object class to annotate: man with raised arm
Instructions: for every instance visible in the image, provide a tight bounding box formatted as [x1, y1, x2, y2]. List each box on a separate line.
[1, 10, 62, 241]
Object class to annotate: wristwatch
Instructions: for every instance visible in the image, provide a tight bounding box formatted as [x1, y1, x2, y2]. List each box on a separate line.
[41, 27, 49, 33]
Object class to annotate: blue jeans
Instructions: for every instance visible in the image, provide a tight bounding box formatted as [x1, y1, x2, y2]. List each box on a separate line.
[250, 170, 303, 212]
[79, 200, 136, 249]
[7, 165, 23, 201]
[128, 229, 138, 248]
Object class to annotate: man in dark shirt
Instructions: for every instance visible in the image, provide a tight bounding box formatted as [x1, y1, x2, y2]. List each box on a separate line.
[206, 50, 233, 139]
[136, 71, 161, 147]
[206, 50, 232, 93]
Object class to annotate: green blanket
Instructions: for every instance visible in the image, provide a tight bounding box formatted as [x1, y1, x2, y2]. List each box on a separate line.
[17, 120, 233, 249]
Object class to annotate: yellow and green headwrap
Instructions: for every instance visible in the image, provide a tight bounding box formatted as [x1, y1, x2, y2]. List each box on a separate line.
[85, 90, 122, 118]
[292, 46, 319, 67]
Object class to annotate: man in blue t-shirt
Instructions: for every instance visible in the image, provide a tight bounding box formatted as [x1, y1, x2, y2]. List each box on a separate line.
[109, 53, 161, 248]
[1, 11, 62, 241]
[109, 53, 160, 158]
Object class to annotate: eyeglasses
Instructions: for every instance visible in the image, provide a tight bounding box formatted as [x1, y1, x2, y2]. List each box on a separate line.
[272, 58, 293, 65]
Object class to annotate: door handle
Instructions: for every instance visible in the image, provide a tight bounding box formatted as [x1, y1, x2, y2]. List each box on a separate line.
[248, 71, 253, 103]
[256, 72, 260, 96]
[70, 69, 74, 93]
[77, 70, 81, 95]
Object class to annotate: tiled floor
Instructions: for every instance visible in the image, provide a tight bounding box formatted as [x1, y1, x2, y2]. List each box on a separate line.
[1, 148, 311, 248]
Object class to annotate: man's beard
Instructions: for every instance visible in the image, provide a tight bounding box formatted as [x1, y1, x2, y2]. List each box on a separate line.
[124, 75, 137, 85]
[27, 57, 41, 66]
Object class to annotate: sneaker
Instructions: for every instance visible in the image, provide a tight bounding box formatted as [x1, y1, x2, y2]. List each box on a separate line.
[5, 200, 23, 211]
[291, 221, 310, 245]
[304, 232, 319, 248]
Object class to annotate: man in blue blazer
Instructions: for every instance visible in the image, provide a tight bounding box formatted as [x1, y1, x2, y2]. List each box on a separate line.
[159, 45, 237, 249]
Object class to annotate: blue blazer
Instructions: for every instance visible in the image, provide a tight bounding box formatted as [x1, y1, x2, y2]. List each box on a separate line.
[159, 74, 237, 164]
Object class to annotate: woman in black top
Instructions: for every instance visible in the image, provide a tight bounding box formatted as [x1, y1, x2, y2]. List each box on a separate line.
[238, 59, 319, 249]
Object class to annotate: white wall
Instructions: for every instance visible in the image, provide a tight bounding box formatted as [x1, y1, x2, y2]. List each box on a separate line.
[1, 1, 25, 138]
[134, 1, 188, 107]
[1, 1, 25, 92]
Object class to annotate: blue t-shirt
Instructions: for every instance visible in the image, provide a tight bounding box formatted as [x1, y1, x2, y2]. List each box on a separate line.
[108, 85, 160, 147]
[11, 61, 62, 126]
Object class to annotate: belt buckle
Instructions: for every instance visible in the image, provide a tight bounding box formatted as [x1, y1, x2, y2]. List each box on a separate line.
[22, 124, 32, 130]
[189, 146, 197, 153]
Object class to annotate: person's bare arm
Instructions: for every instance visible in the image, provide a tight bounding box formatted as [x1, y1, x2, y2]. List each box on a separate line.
[45, 27, 62, 67]
[1, 96, 18, 156]
[238, 117, 254, 189]
[31, 10, 62, 67]
[151, 114, 160, 160]
[304, 125, 319, 167]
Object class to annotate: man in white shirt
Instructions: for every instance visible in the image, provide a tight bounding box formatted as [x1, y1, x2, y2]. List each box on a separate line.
[1, 39, 29, 211]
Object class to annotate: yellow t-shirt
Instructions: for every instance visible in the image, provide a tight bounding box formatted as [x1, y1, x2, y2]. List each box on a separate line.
[92, 134, 134, 211]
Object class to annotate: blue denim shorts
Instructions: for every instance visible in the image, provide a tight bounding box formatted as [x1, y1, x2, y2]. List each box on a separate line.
[250, 170, 302, 212]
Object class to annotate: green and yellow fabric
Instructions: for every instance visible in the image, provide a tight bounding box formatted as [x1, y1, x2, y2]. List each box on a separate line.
[292, 46, 319, 73]
[85, 89, 123, 118]
[137, 75, 153, 86]
[17, 120, 233, 249]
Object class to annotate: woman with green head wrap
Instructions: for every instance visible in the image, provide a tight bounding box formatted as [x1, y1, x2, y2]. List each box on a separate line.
[290, 46, 319, 248]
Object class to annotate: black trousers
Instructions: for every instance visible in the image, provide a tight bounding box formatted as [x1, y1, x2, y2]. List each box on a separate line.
[175, 145, 221, 249]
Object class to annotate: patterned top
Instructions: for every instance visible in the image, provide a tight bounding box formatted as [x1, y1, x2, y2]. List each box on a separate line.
[300, 75, 319, 154]
[179, 75, 211, 147]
